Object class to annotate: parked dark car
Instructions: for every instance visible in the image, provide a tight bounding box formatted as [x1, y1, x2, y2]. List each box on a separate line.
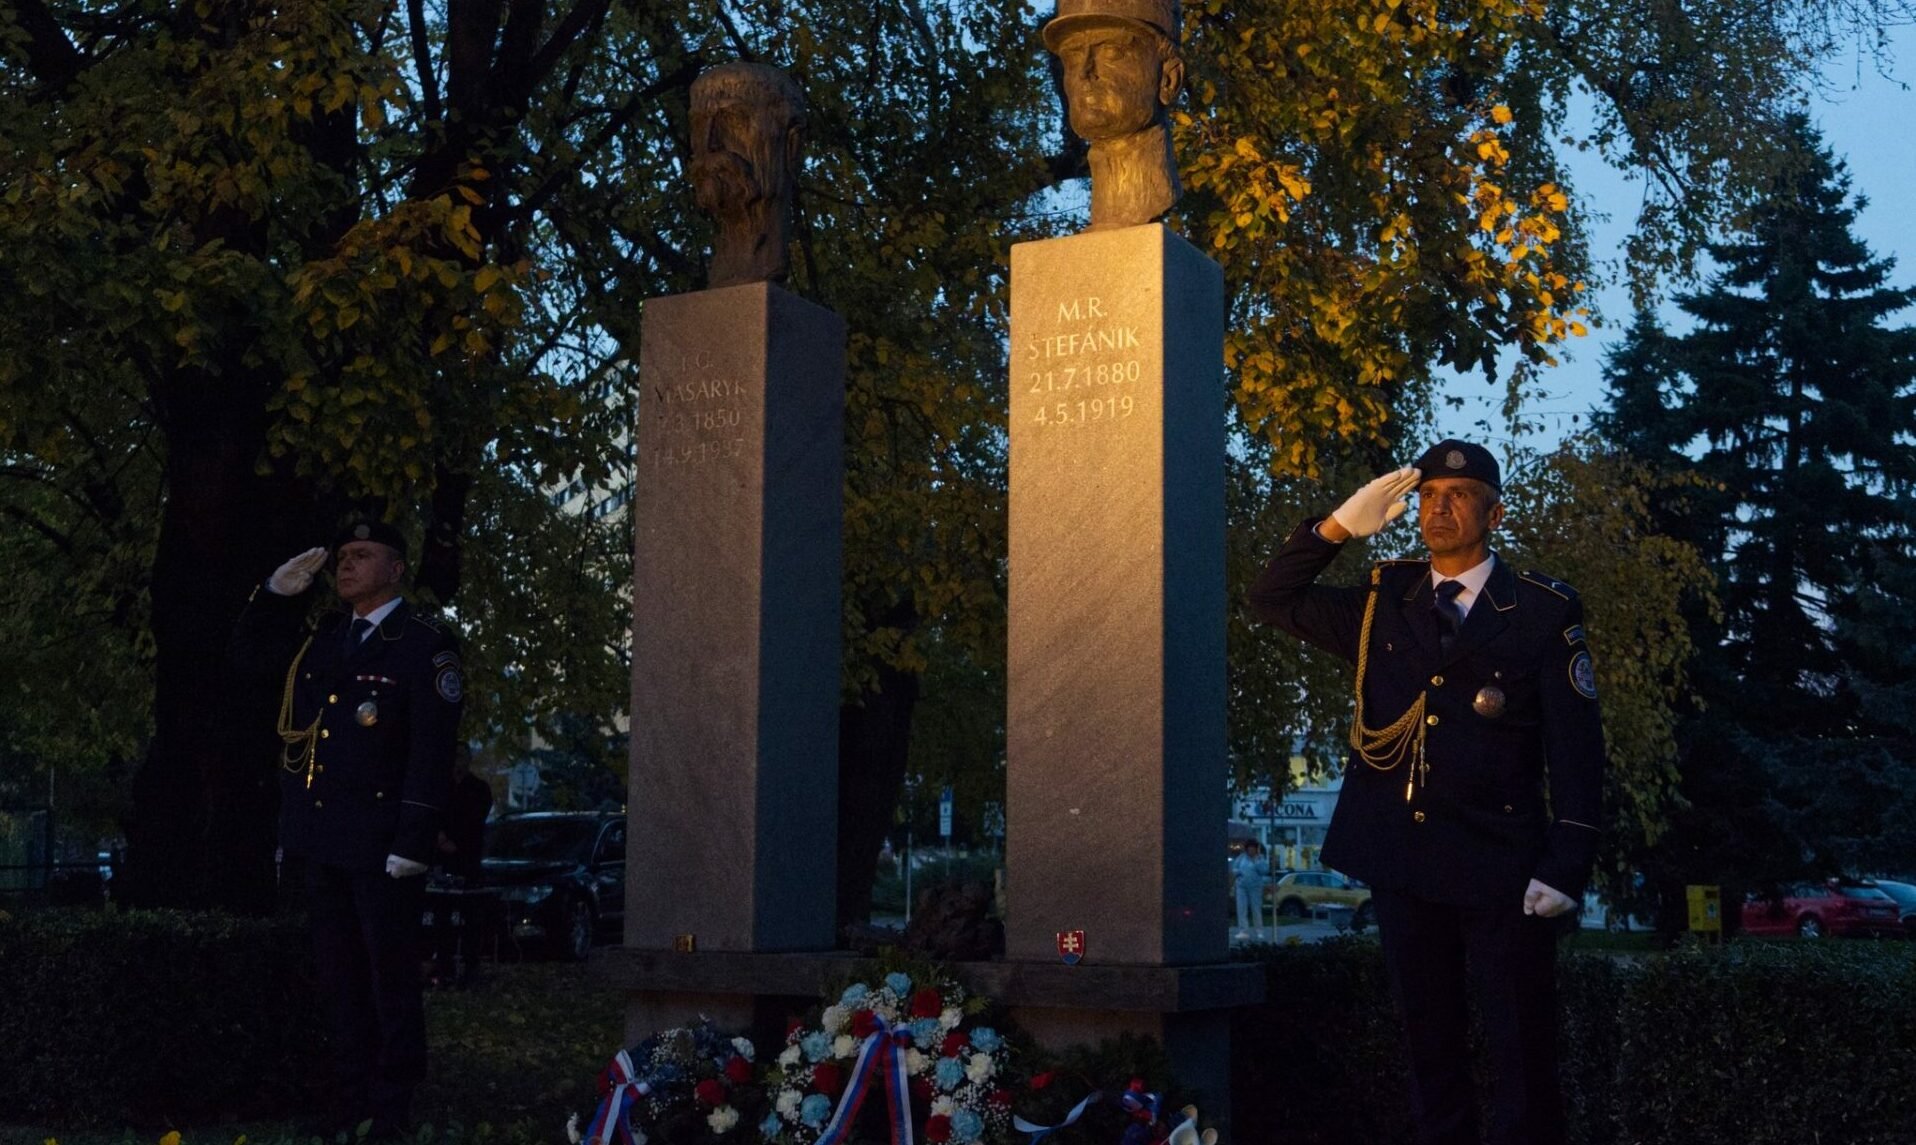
[477, 811, 626, 960]
[1866, 879, 1916, 938]
[1738, 879, 1903, 939]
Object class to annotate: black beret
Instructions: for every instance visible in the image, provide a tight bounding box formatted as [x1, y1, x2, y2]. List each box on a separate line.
[1412, 439, 1500, 491]
[331, 520, 407, 560]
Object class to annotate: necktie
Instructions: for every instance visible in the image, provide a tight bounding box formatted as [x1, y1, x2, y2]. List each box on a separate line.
[1433, 580, 1465, 654]
[344, 617, 373, 657]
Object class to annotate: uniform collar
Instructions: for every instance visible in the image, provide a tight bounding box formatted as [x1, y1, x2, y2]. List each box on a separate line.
[353, 596, 405, 632]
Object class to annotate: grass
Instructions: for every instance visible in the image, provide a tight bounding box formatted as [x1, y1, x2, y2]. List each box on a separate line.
[0, 961, 625, 1145]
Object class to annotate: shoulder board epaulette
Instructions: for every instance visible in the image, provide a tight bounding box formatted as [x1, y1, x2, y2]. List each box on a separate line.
[1374, 558, 1425, 566]
[1519, 571, 1578, 600]
[409, 611, 449, 634]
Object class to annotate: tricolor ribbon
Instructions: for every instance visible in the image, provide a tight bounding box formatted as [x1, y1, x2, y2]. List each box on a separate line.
[1011, 1090, 1102, 1144]
[581, 1049, 651, 1145]
[815, 1017, 916, 1145]
[1120, 1086, 1162, 1125]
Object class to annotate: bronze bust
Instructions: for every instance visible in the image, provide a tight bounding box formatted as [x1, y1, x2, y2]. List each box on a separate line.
[689, 62, 807, 288]
[1043, 0, 1185, 230]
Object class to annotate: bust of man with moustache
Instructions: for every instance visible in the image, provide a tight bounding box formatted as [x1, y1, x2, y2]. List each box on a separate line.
[689, 62, 808, 289]
[1045, 0, 1186, 230]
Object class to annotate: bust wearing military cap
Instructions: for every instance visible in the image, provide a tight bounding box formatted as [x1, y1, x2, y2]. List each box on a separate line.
[1043, 0, 1185, 229]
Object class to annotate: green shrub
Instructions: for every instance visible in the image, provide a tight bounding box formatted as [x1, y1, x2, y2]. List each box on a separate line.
[1230, 937, 1916, 1145]
[0, 907, 327, 1126]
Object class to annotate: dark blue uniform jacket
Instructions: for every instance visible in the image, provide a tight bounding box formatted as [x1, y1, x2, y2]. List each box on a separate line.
[232, 587, 461, 873]
[1247, 518, 1605, 908]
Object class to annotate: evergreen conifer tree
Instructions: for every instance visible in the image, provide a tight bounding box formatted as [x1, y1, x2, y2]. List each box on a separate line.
[1598, 115, 1916, 912]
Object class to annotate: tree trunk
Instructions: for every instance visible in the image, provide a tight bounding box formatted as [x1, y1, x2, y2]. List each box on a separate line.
[835, 602, 922, 935]
[120, 365, 322, 913]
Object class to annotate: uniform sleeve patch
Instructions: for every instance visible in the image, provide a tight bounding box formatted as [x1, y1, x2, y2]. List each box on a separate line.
[436, 666, 464, 703]
[1569, 650, 1597, 699]
[432, 650, 461, 671]
[1563, 624, 1585, 646]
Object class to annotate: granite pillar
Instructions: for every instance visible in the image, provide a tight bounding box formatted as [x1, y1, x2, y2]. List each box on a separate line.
[627, 281, 845, 957]
[1006, 222, 1228, 967]
[1004, 221, 1233, 1120]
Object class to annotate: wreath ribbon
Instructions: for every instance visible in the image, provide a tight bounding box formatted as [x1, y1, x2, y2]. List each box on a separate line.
[816, 1017, 916, 1145]
[581, 1049, 651, 1145]
[1011, 1090, 1102, 1143]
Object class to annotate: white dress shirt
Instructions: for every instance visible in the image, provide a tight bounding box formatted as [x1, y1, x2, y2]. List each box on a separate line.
[1430, 554, 1496, 619]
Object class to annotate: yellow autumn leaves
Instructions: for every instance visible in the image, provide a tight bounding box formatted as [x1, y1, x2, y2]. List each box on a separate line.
[1177, 0, 1591, 477]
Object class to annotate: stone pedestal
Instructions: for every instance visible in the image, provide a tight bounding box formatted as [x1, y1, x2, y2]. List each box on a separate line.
[627, 282, 845, 958]
[1005, 223, 1233, 1119]
[1006, 223, 1228, 964]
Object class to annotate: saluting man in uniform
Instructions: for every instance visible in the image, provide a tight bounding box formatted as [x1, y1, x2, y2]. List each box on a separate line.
[1246, 441, 1603, 1145]
[232, 521, 464, 1137]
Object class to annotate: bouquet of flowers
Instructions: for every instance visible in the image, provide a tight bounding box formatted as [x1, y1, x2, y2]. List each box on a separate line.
[572, 1019, 767, 1144]
[760, 969, 1016, 1144]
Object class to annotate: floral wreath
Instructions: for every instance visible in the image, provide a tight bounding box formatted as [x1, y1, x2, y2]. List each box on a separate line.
[761, 968, 1016, 1144]
[572, 1019, 765, 1144]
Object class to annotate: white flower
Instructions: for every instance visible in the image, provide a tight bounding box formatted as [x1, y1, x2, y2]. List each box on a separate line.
[905, 1048, 929, 1075]
[566, 1113, 581, 1144]
[938, 1007, 963, 1030]
[776, 1090, 802, 1116]
[731, 1036, 756, 1062]
[779, 1045, 803, 1068]
[931, 1097, 958, 1118]
[832, 1034, 857, 1058]
[706, 1105, 740, 1134]
[820, 1005, 848, 1034]
[966, 1053, 995, 1084]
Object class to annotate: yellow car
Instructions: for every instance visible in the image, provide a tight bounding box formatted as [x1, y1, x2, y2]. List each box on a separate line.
[1270, 870, 1374, 929]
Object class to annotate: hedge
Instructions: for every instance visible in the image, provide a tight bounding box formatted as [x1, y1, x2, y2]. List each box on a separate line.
[1232, 936, 1916, 1145]
[0, 906, 328, 1126]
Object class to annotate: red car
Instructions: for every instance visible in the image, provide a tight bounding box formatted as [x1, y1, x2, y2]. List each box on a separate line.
[1738, 879, 1904, 939]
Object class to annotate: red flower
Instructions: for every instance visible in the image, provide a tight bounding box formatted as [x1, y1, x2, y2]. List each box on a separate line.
[924, 1114, 953, 1143]
[694, 1079, 727, 1107]
[909, 987, 944, 1019]
[989, 1088, 1013, 1108]
[813, 1061, 845, 1098]
[724, 1056, 753, 1085]
[910, 1077, 934, 1104]
[787, 1019, 805, 1038]
[851, 1009, 880, 1038]
[940, 1032, 969, 1058]
[1029, 1071, 1056, 1091]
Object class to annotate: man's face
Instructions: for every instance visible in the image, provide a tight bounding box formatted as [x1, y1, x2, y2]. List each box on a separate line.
[1058, 25, 1171, 141]
[690, 90, 783, 216]
[334, 541, 404, 608]
[1417, 477, 1503, 560]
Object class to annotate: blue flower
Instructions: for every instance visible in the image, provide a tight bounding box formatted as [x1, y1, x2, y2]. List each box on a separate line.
[884, 971, 913, 995]
[839, 982, 870, 1006]
[759, 1112, 784, 1139]
[910, 1018, 943, 1049]
[968, 1027, 1002, 1053]
[934, 1056, 966, 1092]
[800, 1093, 833, 1128]
[951, 1109, 985, 1143]
[652, 1062, 684, 1083]
[801, 1031, 833, 1063]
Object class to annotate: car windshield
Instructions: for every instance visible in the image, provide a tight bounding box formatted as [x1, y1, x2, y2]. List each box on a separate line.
[1837, 884, 1893, 901]
[1871, 882, 1916, 907]
[485, 818, 596, 863]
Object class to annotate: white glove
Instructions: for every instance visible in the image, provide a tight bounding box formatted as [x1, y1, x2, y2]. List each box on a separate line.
[267, 546, 329, 596]
[1329, 466, 1421, 538]
[1524, 878, 1576, 918]
[386, 854, 428, 878]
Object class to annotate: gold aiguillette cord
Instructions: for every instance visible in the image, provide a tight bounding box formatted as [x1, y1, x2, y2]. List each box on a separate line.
[1347, 567, 1430, 801]
[277, 636, 322, 788]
